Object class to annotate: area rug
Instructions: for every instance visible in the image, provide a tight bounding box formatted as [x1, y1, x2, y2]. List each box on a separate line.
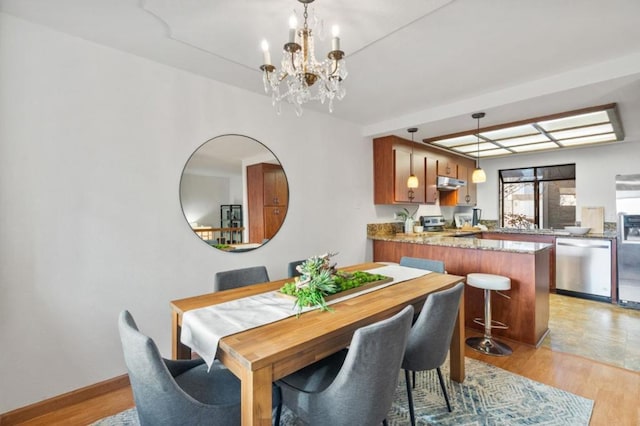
[92, 357, 593, 425]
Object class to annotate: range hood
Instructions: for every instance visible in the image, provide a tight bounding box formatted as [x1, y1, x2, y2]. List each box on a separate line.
[437, 176, 467, 191]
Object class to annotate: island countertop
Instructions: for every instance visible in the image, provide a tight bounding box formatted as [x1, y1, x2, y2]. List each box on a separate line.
[368, 233, 552, 254]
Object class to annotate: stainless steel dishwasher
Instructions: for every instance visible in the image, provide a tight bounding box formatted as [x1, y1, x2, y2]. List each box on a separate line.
[556, 237, 612, 301]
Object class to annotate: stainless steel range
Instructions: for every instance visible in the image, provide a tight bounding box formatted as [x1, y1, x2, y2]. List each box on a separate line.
[420, 215, 446, 232]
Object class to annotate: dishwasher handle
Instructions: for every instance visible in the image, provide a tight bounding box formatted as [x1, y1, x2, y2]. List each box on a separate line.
[556, 240, 610, 249]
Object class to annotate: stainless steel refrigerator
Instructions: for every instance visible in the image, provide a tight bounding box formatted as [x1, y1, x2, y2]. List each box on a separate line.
[616, 174, 640, 308]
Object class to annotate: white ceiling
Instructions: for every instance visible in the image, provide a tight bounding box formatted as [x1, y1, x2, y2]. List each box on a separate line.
[2, 0, 640, 149]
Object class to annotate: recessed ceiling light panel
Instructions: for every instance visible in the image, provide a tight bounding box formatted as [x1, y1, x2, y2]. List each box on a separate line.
[423, 104, 623, 159]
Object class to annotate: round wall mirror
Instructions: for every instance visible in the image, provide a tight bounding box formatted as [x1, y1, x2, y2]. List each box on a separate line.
[179, 134, 289, 252]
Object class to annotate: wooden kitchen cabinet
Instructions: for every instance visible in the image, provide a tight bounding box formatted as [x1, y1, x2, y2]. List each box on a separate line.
[374, 136, 425, 204]
[394, 146, 426, 203]
[425, 157, 438, 204]
[437, 160, 457, 178]
[438, 165, 477, 206]
[455, 164, 477, 206]
[247, 163, 288, 243]
[374, 135, 475, 205]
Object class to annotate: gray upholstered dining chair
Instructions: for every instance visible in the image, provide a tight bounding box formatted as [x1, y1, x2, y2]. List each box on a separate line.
[276, 305, 414, 426]
[287, 259, 305, 278]
[399, 256, 446, 273]
[213, 265, 270, 291]
[118, 310, 249, 425]
[401, 282, 464, 425]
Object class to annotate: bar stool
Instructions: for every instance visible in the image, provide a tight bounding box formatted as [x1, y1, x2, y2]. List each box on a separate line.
[465, 273, 513, 356]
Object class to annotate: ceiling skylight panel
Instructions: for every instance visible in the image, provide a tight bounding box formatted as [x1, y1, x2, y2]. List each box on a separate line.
[559, 133, 617, 146]
[550, 123, 614, 140]
[473, 148, 511, 157]
[510, 142, 560, 153]
[422, 104, 622, 159]
[498, 134, 552, 147]
[431, 134, 477, 147]
[480, 124, 537, 140]
[454, 142, 498, 153]
[538, 111, 609, 132]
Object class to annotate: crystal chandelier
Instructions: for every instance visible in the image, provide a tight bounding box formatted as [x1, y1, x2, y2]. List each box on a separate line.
[259, 0, 348, 117]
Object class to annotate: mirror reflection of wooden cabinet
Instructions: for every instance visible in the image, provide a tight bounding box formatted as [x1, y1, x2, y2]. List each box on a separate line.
[247, 163, 289, 243]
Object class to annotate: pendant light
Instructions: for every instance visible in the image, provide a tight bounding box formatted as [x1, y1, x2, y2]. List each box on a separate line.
[471, 112, 487, 183]
[407, 128, 419, 202]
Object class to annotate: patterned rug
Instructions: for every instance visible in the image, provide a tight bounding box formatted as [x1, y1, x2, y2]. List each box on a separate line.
[92, 357, 593, 425]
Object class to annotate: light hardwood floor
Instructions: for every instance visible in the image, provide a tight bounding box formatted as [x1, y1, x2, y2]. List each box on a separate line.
[10, 295, 640, 426]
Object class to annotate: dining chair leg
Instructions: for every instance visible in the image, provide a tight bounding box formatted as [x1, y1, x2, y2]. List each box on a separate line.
[436, 367, 452, 412]
[412, 370, 416, 389]
[404, 369, 416, 426]
[382, 420, 388, 426]
[274, 385, 283, 426]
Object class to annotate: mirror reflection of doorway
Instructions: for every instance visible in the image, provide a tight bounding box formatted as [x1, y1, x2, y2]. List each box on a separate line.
[179, 134, 289, 252]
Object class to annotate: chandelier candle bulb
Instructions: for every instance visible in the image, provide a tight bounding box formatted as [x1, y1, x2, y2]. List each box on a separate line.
[332, 25, 340, 51]
[261, 40, 271, 65]
[289, 15, 297, 43]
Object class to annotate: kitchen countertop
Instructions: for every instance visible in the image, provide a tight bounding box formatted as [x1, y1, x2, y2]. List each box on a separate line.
[368, 233, 552, 254]
[485, 228, 617, 239]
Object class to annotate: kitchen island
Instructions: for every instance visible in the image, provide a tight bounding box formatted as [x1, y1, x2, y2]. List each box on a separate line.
[368, 227, 553, 346]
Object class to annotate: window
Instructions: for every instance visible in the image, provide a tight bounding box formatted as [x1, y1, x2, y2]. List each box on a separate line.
[499, 164, 576, 229]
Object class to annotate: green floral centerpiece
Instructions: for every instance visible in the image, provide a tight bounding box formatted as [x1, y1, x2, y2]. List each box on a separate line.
[279, 252, 390, 314]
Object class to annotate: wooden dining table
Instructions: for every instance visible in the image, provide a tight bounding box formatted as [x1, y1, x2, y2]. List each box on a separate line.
[170, 262, 466, 426]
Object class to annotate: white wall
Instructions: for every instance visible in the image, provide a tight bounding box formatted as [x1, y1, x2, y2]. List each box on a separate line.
[476, 141, 640, 223]
[0, 13, 381, 412]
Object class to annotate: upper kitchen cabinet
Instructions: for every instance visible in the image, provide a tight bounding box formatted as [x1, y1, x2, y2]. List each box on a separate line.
[437, 160, 457, 178]
[440, 164, 477, 206]
[374, 136, 427, 204]
[374, 135, 477, 206]
[393, 145, 426, 204]
[425, 157, 438, 204]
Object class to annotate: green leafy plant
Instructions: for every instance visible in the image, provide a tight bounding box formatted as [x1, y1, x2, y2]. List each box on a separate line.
[396, 207, 418, 221]
[280, 252, 387, 314]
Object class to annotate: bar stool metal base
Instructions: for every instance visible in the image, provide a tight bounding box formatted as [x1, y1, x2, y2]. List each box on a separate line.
[466, 336, 513, 356]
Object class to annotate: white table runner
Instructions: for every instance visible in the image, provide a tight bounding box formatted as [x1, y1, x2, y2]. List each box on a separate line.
[180, 264, 431, 367]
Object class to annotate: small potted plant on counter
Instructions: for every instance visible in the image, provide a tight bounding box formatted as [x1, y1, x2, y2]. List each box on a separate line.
[397, 207, 419, 234]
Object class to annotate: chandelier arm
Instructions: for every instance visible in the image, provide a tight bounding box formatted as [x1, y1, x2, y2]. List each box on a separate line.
[329, 60, 339, 76]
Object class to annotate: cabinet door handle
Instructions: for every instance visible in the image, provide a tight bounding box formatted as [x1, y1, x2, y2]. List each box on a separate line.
[465, 194, 471, 203]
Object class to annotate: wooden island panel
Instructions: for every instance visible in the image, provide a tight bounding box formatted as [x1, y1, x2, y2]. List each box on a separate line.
[482, 232, 556, 292]
[373, 240, 550, 346]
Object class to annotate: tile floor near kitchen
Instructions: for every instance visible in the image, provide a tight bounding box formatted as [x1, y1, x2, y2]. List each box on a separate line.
[542, 293, 640, 372]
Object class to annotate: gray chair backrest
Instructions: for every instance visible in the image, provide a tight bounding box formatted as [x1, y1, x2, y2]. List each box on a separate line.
[213, 265, 269, 291]
[312, 305, 414, 425]
[400, 256, 445, 273]
[287, 259, 305, 278]
[118, 311, 239, 425]
[402, 282, 464, 372]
